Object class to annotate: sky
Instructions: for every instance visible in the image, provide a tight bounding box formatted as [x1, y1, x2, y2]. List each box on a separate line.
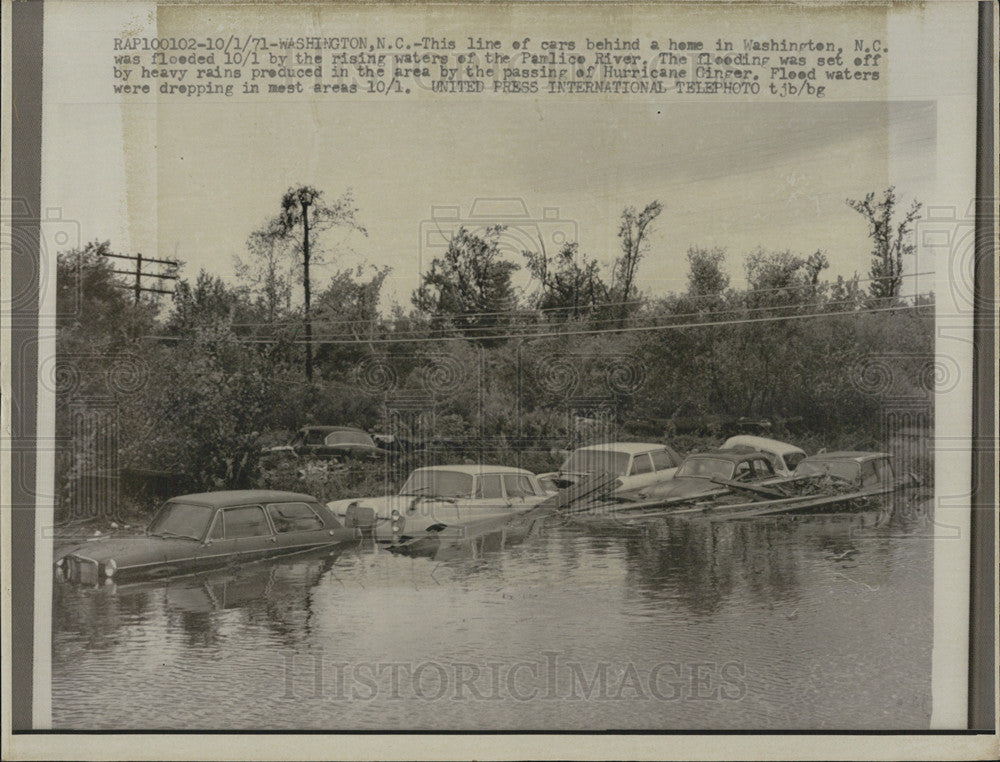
[41, 3, 939, 311]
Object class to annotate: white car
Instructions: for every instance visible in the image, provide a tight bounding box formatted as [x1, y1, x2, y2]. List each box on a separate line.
[543, 442, 683, 492]
[720, 435, 806, 478]
[327, 465, 549, 542]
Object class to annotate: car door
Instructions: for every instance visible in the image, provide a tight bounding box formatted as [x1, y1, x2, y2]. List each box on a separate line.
[649, 448, 679, 482]
[266, 501, 329, 553]
[220, 504, 278, 563]
[502, 474, 541, 512]
[622, 452, 661, 490]
[470, 473, 508, 519]
[196, 509, 245, 572]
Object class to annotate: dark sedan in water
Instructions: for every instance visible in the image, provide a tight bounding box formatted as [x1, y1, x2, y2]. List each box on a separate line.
[56, 490, 360, 586]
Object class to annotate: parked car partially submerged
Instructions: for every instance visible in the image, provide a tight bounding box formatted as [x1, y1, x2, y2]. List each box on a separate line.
[789, 451, 914, 491]
[56, 490, 358, 586]
[262, 426, 387, 463]
[327, 465, 550, 542]
[542, 442, 683, 491]
[616, 449, 778, 504]
[720, 435, 806, 478]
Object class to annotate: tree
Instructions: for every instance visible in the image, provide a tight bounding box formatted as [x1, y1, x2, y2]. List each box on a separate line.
[613, 201, 663, 323]
[412, 226, 520, 343]
[253, 186, 366, 380]
[234, 228, 293, 325]
[522, 241, 610, 319]
[846, 186, 922, 299]
[685, 246, 729, 299]
[312, 264, 391, 366]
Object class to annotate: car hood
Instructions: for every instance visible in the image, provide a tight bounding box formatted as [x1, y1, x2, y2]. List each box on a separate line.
[329, 494, 458, 518]
[61, 535, 202, 568]
[625, 476, 726, 501]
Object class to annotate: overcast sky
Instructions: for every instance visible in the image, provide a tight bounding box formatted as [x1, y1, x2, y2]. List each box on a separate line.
[42, 4, 938, 310]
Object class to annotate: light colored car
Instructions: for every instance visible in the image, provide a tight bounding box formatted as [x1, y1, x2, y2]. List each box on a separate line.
[543, 442, 683, 492]
[790, 451, 910, 490]
[720, 435, 806, 478]
[327, 465, 550, 542]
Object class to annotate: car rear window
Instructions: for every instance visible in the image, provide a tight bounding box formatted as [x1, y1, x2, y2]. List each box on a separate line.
[266, 502, 324, 532]
[224, 505, 271, 538]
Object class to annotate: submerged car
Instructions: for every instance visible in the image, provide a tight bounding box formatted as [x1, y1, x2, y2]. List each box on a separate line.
[263, 426, 387, 463]
[542, 442, 683, 491]
[56, 490, 359, 586]
[789, 451, 914, 491]
[720, 435, 806, 478]
[616, 449, 778, 503]
[327, 465, 550, 542]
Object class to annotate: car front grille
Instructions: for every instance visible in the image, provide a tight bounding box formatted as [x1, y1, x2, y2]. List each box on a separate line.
[65, 555, 99, 585]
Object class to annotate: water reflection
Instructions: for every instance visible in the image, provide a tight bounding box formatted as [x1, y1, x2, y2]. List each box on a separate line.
[52, 510, 933, 730]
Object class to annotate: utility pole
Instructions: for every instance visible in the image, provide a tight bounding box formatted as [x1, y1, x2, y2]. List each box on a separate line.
[302, 196, 313, 382]
[99, 251, 179, 302]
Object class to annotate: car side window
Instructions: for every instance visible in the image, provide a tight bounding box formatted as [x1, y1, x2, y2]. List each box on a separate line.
[266, 502, 323, 533]
[734, 461, 752, 480]
[224, 505, 271, 538]
[650, 449, 674, 471]
[784, 452, 806, 471]
[630, 453, 653, 475]
[503, 474, 536, 498]
[305, 430, 325, 445]
[753, 458, 775, 477]
[475, 474, 504, 499]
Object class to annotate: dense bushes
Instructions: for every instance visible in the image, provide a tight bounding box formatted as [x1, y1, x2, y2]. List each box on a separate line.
[55, 231, 934, 520]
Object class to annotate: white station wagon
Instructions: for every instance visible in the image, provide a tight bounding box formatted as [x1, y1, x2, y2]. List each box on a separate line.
[545, 442, 683, 492]
[327, 465, 549, 542]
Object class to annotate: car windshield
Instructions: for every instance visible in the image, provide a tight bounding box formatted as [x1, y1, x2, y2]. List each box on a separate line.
[561, 450, 631, 477]
[399, 470, 475, 498]
[326, 431, 374, 447]
[148, 502, 214, 540]
[794, 459, 861, 483]
[675, 457, 737, 480]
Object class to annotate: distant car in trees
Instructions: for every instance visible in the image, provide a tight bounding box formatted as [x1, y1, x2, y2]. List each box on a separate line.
[720, 435, 807, 478]
[262, 426, 389, 464]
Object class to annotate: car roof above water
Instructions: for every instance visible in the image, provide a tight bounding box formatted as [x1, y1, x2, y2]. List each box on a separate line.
[684, 449, 764, 463]
[575, 442, 669, 455]
[410, 465, 536, 476]
[171, 490, 320, 507]
[722, 435, 805, 455]
[802, 451, 889, 462]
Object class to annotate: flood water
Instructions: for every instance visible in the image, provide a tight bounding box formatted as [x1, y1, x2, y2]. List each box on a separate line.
[52, 510, 933, 730]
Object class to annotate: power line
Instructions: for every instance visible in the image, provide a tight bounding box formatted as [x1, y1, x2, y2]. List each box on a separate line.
[225, 270, 935, 333]
[144, 297, 931, 346]
[99, 251, 180, 304]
